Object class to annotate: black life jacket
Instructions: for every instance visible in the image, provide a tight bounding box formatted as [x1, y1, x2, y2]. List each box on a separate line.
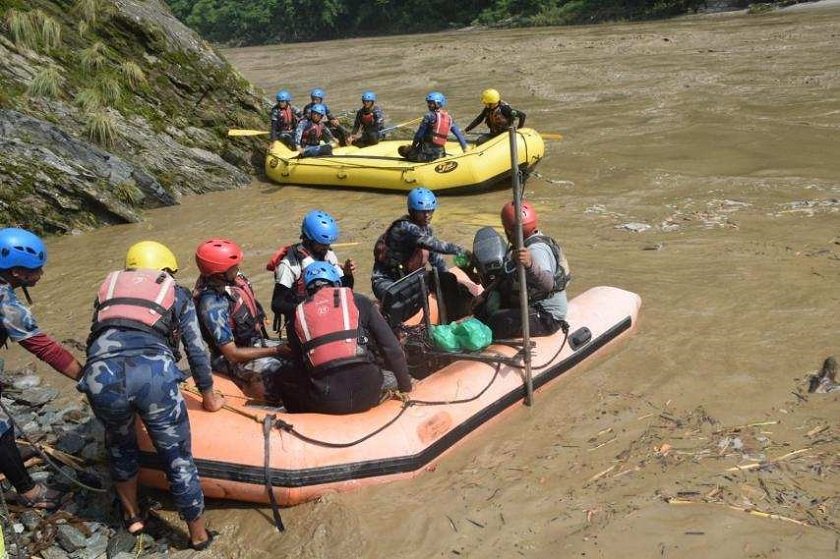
[504, 234, 570, 303]
[487, 102, 513, 134]
[373, 217, 430, 277]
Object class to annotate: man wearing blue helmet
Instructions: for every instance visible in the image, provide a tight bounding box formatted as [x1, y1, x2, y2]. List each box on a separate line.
[0, 228, 83, 510]
[269, 210, 356, 328]
[348, 90, 385, 147]
[270, 89, 302, 149]
[398, 92, 469, 162]
[302, 87, 349, 146]
[372, 188, 472, 319]
[295, 103, 338, 157]
[287, 262, 412, 414]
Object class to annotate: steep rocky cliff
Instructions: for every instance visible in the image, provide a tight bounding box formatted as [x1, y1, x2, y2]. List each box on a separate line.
[0, 0, 268, 234]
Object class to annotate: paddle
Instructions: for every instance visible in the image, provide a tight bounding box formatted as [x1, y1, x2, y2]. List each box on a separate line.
[508, 125, 534, 407]
[228, 129, 269, 137]
[541, 132, 563, 140]
[381, 117, 422, 135]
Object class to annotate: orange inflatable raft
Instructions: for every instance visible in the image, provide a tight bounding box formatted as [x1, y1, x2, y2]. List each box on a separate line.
[137, 285, 641, 505]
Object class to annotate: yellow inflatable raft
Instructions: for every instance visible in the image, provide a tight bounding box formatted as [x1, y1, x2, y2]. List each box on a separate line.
[264, 128, 545, 193]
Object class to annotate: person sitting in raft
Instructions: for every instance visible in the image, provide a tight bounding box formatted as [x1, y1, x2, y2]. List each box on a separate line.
[0, 228, 83, 511]
[79, 241, 223, 548]
[295, 103, 337, 158]
[348, 90, 385, 147]
[268, 209, 356, 329]
[302, 87, 349, 147]
[398, 91, 469, 162]
[464, 88, 527, 145]
[269, 89, 302, 150]
[472, 201, 570, 339]
[193, 238, 293, 403]
[287, 262, 412, 414]
[371, 187, 472, 320]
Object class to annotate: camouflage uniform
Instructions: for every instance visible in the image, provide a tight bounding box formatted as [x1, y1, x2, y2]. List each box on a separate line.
[195, 289, 290, 399]
[1, 282, 41, 438]
[371, 217, 463, 300]
[78, 286, 212, 521]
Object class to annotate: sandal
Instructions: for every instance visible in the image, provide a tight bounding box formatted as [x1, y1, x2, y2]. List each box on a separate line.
[16, 483, 69, 510]
[190, 530, 217, 551]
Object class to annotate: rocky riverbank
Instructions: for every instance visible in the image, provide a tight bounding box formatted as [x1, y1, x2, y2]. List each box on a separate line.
[0, 0, 267, 235]
[0, 360, 220, 558]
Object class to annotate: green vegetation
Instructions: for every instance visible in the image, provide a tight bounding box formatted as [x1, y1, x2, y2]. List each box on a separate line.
[163, 0, 717, 45]
[84, 110, 119, 148]
[80, 41, 107, 72]
[119, 61, 146, 88]
[28, 66, 63, 98]
[4, 8, 36, 47]
[114, 180, 143, 205]
[75, 87, 103, 111]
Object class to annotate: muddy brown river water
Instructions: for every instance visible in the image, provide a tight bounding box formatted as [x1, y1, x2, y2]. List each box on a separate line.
[5, 3, 840, 557]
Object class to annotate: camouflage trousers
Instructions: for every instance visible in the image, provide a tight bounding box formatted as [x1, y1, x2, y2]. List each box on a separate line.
[79, 353, 204, 521]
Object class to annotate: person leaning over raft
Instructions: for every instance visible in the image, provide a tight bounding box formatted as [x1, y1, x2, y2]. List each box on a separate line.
[268, 209, 355, 329]
[371, 187, 471, 319]
[287, 262, 412, 414]
[78, 241, 223, 549]
[295, 103, 337, 158]
[193, 238, 293, 403]
[464, 88, 527, 145]
[398, 91, 469, 162]
[269, 89, 301, 150]
[348, 90, 385, 147]
[473, 201, 570, 339]
[0, 228, 82, 510]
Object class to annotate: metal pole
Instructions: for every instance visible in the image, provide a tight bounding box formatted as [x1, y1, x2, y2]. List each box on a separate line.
[508, 126, 534, 406]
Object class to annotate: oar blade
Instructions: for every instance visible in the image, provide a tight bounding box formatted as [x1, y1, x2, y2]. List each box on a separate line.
[228, 129, 270, 137]
[540, 132, 563, 140]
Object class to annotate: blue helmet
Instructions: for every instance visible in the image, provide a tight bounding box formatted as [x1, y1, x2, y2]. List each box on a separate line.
[301, 210, 339, 244]
[310, 88, 326, 100]
[361, 90, 376, 102]
[309, 103, 327, 117]
[0, 228, 47, 271]
[426, 91, 446, 108]
[303, 261, 341, 288]
[407, 187, 437, 212]
[275, 89, 292, 102]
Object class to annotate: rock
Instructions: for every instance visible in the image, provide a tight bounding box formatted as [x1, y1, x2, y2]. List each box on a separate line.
[21, 420, 42, 436]
[616, 222, 652, 233]
[56, 432, 87, 455]
[40, 547, 71, 559]
[12, 522, 25, 533]
[81, 441, 104, 462]
[12, 386, 59, 406]
[56, 524, 89, 552]
[11, 374, 42, 389]
[74, 530, 109, 559]
[20, 509, 42, 531]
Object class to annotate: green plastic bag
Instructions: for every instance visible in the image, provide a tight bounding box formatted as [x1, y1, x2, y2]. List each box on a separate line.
[430, 324, 460, 352]
[453, 318, 493, 352]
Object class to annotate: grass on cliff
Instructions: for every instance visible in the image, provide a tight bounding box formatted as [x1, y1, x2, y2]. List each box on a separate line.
[28, 66, 63, 98]
[80, 41, 107, 72]
[75, 87, 102, 111]
[118, 61, 146, 88]
[4, 8, 62, 50]
[75, 0, 115, 24]
[114, 181, 143, 205]
[84, 110, 119, 148]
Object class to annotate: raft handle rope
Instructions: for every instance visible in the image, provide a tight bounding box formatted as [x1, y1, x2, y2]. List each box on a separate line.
[262, 414, 285, 533]
[0, 399, 106, 494]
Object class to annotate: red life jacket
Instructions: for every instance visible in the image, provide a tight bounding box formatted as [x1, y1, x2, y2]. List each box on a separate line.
[429, 110, 452, 147]
[488, 103, 512, 134]
[91, 270, 176, 339]
[294, 287, 363, 370]
[195, 274, 265, 348]
[301, 120, 325, 146]
[266, 243, 320, 297]
[360, 109, 375, 127]
[373, 218, 430, 276]
[278, 106, 296, 132]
